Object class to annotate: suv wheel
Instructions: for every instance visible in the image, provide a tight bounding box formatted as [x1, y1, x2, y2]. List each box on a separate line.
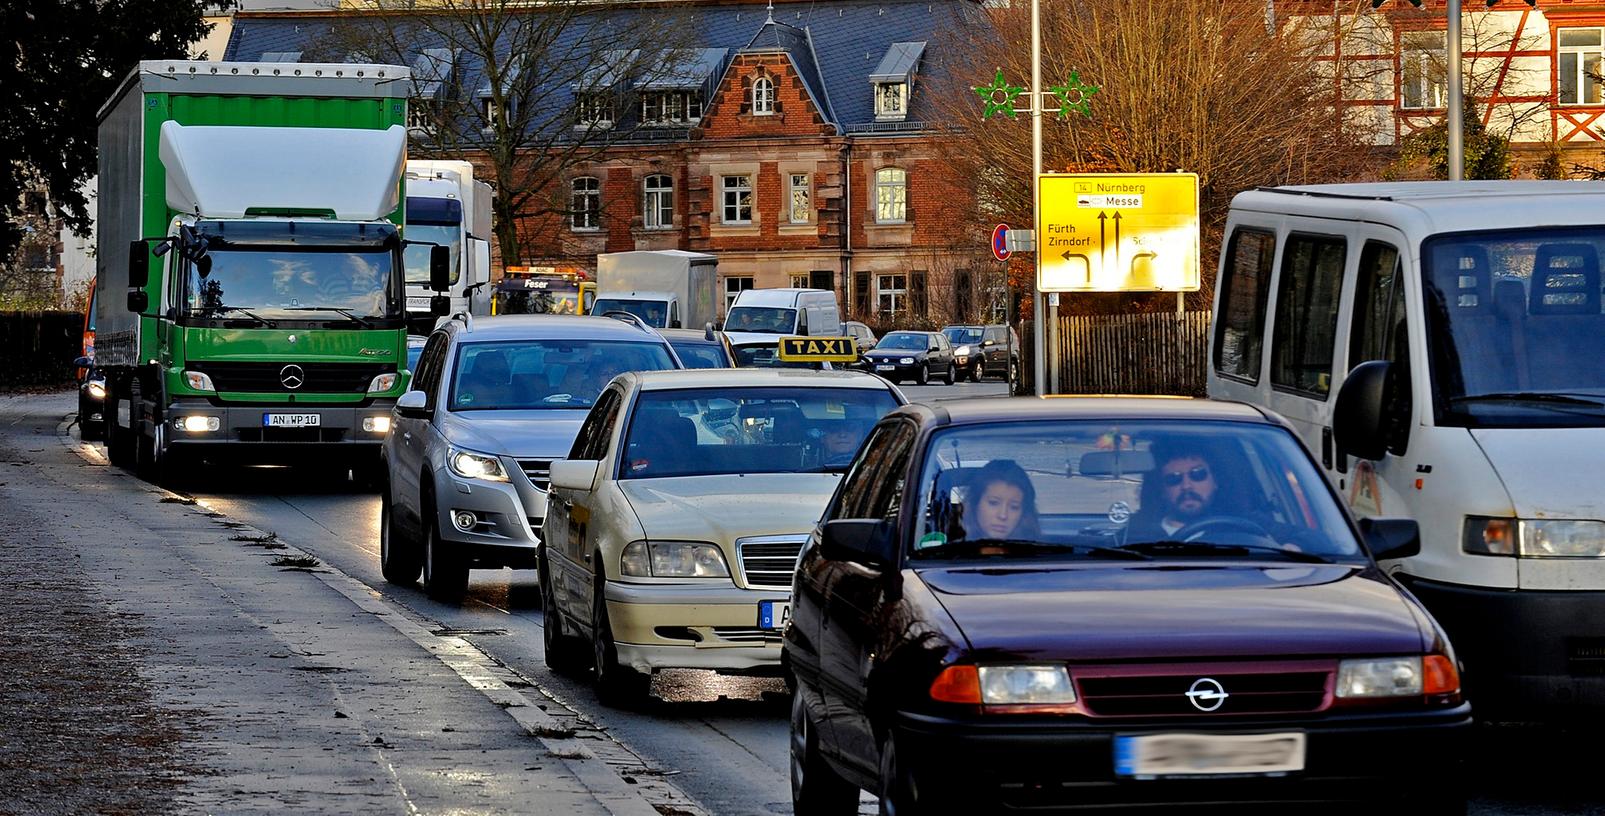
[422, 509, 469, 603]
[379, 481, 422, 585]
[969, 362, 983, 382]
[541, 555, 590, 677]
[591, 582, 650, 707]
[791, 691, 858, 814]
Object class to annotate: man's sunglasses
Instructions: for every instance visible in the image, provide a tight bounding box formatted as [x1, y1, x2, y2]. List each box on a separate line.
[1162, 466, 1212, 487]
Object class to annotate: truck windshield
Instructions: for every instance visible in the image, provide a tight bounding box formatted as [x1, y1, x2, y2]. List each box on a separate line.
[495, 279, 583, 315]
[593, 298, 667, 327]
[725, 306, 796, 334]
[1423, 227, 1605, 427]
[186, 246, 397, 322]
[402, 224, 461, 286]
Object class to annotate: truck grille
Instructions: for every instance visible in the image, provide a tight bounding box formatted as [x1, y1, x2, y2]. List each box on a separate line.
[735, 535, 807, 590]
[517, 459, 553, 491]
[189, 361, 393, 394]
[1074, 662, 1332, 718]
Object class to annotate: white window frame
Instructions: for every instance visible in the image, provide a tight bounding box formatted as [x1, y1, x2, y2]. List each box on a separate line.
[1559, 28, 1605, 106]
[643, 174, 674, 230]
[721, 175, 754, 225]
[875, 82, 908, 120]
[725, 276, 754, 310]
[788, 173, 812, 224]
[878, 273, 908, 317]
[875, 167, 908, 224]
[1399, 31, 1446, 110]
[791, 273, 810, 288]
[571, 176, 601, 231]
[575, 92, 614, 128]
[753, 76, 776, 116]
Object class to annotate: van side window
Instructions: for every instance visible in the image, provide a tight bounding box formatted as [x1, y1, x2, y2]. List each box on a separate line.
[1349, 242, 1404, 367]
[1271, 234, 1347, 397]
[1214, 228, 1276, 382]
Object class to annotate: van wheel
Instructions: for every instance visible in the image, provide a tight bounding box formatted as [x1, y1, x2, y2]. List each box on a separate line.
[379, 482, 422, 585]
[591, 582, 650, 707]
[541, 554, 590, 677]
[791, 691, 858, 815]
[422, 511, 469, 603]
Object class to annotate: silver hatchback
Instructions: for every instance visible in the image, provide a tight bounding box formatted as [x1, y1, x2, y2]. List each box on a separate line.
[379, 313, 682, 602]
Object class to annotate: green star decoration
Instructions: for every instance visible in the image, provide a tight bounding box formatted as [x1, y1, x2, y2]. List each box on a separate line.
[974, 68, 1025, 119]
[1049, 71, 1099, 119]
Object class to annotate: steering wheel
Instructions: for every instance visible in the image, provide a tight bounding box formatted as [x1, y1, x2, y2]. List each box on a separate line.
[1171, 516, 1276, 546]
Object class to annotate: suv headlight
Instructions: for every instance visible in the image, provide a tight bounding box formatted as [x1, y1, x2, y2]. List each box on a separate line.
[620, 540, 729, 578]
[1464, 517, 1605, 557]
[954, 345, 972, 357]
[448, 447, 508, 482]
[368, 372, 399, 393]
[183, 370, 215, 392]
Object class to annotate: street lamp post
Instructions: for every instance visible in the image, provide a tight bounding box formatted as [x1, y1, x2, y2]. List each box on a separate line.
[1031, 0, 1046, 395]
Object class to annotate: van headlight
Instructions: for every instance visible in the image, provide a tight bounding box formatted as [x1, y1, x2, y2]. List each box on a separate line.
[619, 540, 729, 578]
[1464, 517, 1605, 557]
[448, 447, 508, 482]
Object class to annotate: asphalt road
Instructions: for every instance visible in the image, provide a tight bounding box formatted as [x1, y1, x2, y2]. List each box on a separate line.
[29, 377, 1605, 815]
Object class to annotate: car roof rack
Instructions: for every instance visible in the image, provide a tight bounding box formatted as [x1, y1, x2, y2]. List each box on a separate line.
[601, 310, 657, 335]
[450, 311, 473, 332]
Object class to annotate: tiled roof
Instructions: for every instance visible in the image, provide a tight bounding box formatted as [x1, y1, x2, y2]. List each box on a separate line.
[223, 0, 978, 132]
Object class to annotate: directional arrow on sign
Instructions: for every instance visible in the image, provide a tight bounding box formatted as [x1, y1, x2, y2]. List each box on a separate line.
[1113, 211, 1122, 269]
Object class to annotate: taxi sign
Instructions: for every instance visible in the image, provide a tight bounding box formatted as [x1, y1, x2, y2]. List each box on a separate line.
[777, 336, 859, 362]
[1037, 173, 1199, 292]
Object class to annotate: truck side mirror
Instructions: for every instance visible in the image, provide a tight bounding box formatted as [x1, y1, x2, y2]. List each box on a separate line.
[430, 295, 450, 317]
[127, 290, 149, 313]
[1334, 360, 1392, 461]
[429, 245, 451, 292]
[470, 239, 491, 287]
[128, 240, 150, 288]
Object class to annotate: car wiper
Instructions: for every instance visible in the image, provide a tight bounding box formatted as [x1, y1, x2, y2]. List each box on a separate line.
[1120, 540, 1331, 564]
[919, 538, 1151, 560]
[1451, 392, 1605, 408]
[283, 306, 374, 328]
[200, 305, 276, 327]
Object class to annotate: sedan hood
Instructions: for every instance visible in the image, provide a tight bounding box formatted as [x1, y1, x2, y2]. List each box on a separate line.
[917, 563, 1426, 662]
[619, 473, 840, 542]
[442, 410, 588, 460]
[1470, 428, 1605, 519]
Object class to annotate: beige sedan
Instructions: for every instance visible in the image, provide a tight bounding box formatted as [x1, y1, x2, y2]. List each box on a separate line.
[541, 368, 903, 705]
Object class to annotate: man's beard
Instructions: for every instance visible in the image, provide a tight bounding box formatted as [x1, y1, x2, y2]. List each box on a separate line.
[1173, 491, 1208, 519]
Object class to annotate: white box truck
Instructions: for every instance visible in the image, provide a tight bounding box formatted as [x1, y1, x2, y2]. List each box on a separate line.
[403, 160, 493, 332]
[592, 250, 718, 329]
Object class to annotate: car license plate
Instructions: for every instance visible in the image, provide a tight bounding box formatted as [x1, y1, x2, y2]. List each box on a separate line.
[263, 413, 321, 428]
[1113, 732, 1305, 779]
[875, 364, 895, 371]
[759, 600, 791, 630]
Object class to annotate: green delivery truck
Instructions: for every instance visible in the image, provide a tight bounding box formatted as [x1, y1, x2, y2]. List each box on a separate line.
[93, 60, 449, 481]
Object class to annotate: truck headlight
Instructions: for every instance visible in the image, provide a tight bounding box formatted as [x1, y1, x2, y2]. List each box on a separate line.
[362, 416, 391, 433]
[184, 370, 215, 392]
[619, 540, 729, 578]
[367, 373, 398, 393]
[178, 415, 220, 433]
[1336, 655, 1459, 698]
[448, 448, 508, 482]
[86, 380, 107, 400]
[1464, 517, 1605, 557]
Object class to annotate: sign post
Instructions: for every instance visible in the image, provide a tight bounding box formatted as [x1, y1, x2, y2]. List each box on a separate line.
[1037, 173, 1201, 293]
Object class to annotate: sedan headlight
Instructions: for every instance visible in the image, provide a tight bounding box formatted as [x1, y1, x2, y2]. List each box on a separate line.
[619, 540, 729, 578]
[448, 447, 509, 482]
[1464, 517, 1605, 557]
[979, 665, 1077, 704]
[368, 372, 399, 394]
[899, 357, 915, 365]
[1334, 655, 1458, 698]
[183, 370, 215, 392]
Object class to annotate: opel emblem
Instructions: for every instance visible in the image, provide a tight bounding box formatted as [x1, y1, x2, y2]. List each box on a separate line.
[280, 364, 306, 390]
[1185, 677, 1229, 712]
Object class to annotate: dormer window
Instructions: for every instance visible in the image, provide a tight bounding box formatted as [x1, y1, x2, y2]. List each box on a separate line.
[575, 92, 614, 128]
[753, 76, 776, 116]
[875, 82, 907, 119]
[869, 41, 924, 123]
[641, 90, 704, 125]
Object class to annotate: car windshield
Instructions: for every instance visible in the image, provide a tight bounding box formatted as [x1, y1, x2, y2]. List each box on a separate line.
[449, 339, 676, 411]
[943, 327, 983, 344]
[725, 306, 797, 334]
[909, 420, 1363, 563]
[402, 224, 461, 286]
[1423, 227, 1605, 427]
[877, 332, 928, 351]
[670, 341, 730, 369]
[620, 387, 899, 478]
[732, 343, 823, 369]
[593, 298, 667, 327]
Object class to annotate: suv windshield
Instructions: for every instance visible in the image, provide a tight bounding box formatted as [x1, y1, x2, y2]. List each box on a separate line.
[725, 306, 797, 334]
[943, 327, 983, 345]
[450, 339, 676, 411]
[1424, 227, 1605, 427]
[620, 387, 898, 478]
[877, 332, 928, 351]
[910, 420, 1362, 562]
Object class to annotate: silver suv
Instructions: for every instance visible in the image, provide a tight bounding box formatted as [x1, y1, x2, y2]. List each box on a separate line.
[380, 313, 682, 602]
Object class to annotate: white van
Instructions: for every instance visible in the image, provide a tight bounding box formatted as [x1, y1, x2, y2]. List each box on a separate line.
[1208, 181, 1605, 717]
[723, 288, 841, 343]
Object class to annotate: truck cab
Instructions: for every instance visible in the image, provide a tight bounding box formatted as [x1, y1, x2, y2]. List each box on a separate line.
[403, 160, 493, 334]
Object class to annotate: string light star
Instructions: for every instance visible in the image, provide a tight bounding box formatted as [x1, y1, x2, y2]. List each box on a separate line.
[1049, 71, 1099, 119]
[974, 68, 1025, 119]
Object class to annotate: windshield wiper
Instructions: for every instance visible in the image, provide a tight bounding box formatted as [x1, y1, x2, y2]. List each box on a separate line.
[919, 538, 1150, 560]
[200, 305, 276, 327]
[284, 306, 374, 328]
[1451, 392, 1605, 408]
[1120, 540, 1332, 564]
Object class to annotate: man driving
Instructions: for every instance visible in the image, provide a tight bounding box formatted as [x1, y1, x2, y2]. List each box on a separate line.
[1126, 441, 1230, 540]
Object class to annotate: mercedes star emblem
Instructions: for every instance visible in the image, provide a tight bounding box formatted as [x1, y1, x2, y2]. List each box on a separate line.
[280, 364, 306, 390]
[1185, 677, 1229, 712]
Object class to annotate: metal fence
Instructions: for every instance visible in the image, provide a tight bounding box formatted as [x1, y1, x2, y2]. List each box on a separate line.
[1054, 311, 1212, 396]
[0, 311, 82, 390]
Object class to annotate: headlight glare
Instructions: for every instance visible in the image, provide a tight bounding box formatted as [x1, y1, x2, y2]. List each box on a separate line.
[899, 357, 914, 365]
[363, 416, 391, 433]
[368, 373, 399, 393]
[86, 380, 107, 400]
[183, 370, 215, 391]
[448, 448, 508, 482]
[1336, 657, 1423, 698]
[977, 665, 1077, 705]
[179, 415, 220, 433]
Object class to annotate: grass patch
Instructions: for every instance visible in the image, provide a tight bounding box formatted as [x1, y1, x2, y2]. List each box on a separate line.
[270, 555, 320, 570]
[158, 496, 197, 505]
[533, 725, 577, 739]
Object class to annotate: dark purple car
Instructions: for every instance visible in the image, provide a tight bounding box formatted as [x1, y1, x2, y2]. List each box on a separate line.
[784, 397, 1470, 814]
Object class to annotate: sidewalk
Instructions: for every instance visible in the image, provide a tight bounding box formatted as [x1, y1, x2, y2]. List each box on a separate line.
[0, 392, 672, 815]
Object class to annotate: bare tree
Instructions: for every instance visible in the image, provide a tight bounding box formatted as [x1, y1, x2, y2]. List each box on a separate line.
[321, 0, 700, 265]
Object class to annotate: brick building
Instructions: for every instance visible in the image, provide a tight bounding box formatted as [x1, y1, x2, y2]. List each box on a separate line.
[225, 0, 998, 326]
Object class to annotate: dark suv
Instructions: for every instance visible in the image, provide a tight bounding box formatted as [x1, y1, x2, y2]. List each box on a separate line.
[976, 324, 1020, 381]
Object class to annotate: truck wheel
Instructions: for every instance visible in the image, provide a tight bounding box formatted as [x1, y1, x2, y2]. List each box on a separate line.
[592, 582, 650, 707]
[791, 691, 859, 815]
[422, 512, 469, 603]
[541, 556, 590, 677]
[379, 483, 422, 585]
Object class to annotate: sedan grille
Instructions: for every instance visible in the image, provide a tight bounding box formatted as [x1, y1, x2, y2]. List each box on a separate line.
[517, 459, 553, 491]
[735, 535, 807, 590]
[711, 627, 784, 645]
[1075, 661, 1332, 718]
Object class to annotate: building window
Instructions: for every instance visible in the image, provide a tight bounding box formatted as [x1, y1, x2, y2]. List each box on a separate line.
[791, 273, 810, 288]
[878, 273, 907, 316]
[641, 91, 704, 125]
[572, 177, 601, 231]
[875, 168, 907, 224]
[575, 92, 614, 127]
[643, 174, 673, 229]
[1560, 28, 1605, 105]
[409, 98, 441, 132]
[789, 173, 812, 224]
[875, 82, 908, 119]
[480, 96, 512, 129]
[753, 76, 776, 116]
[1400, 31, 1446, 110]
[721, 175, 753, 224]
[725, 275, 754, 310]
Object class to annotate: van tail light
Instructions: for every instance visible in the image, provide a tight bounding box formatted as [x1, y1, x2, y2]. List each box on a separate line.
[1423, 654, 1460, 695]
[929, 665, 981, 704]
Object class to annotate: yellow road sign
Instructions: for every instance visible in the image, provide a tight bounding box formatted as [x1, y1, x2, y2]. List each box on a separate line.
[777, 336, 859, 362]
[1037, 173, 1200, 292]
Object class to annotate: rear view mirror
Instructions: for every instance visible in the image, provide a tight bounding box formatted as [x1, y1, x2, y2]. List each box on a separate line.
[982, 339, 996, 347]
[1334, 361, 1392, 461]
[1359, 517, 1420, 561]
[396, 390, 430, 419]
[429, 245, 452, 292]
[127, 240, 150, 288]
[469, 238, 491, 287]
[549, 459, 600, 492]
[821, 519, 898, 569]
[127, 290, 148, 314]
[430, 295, 450, 317]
